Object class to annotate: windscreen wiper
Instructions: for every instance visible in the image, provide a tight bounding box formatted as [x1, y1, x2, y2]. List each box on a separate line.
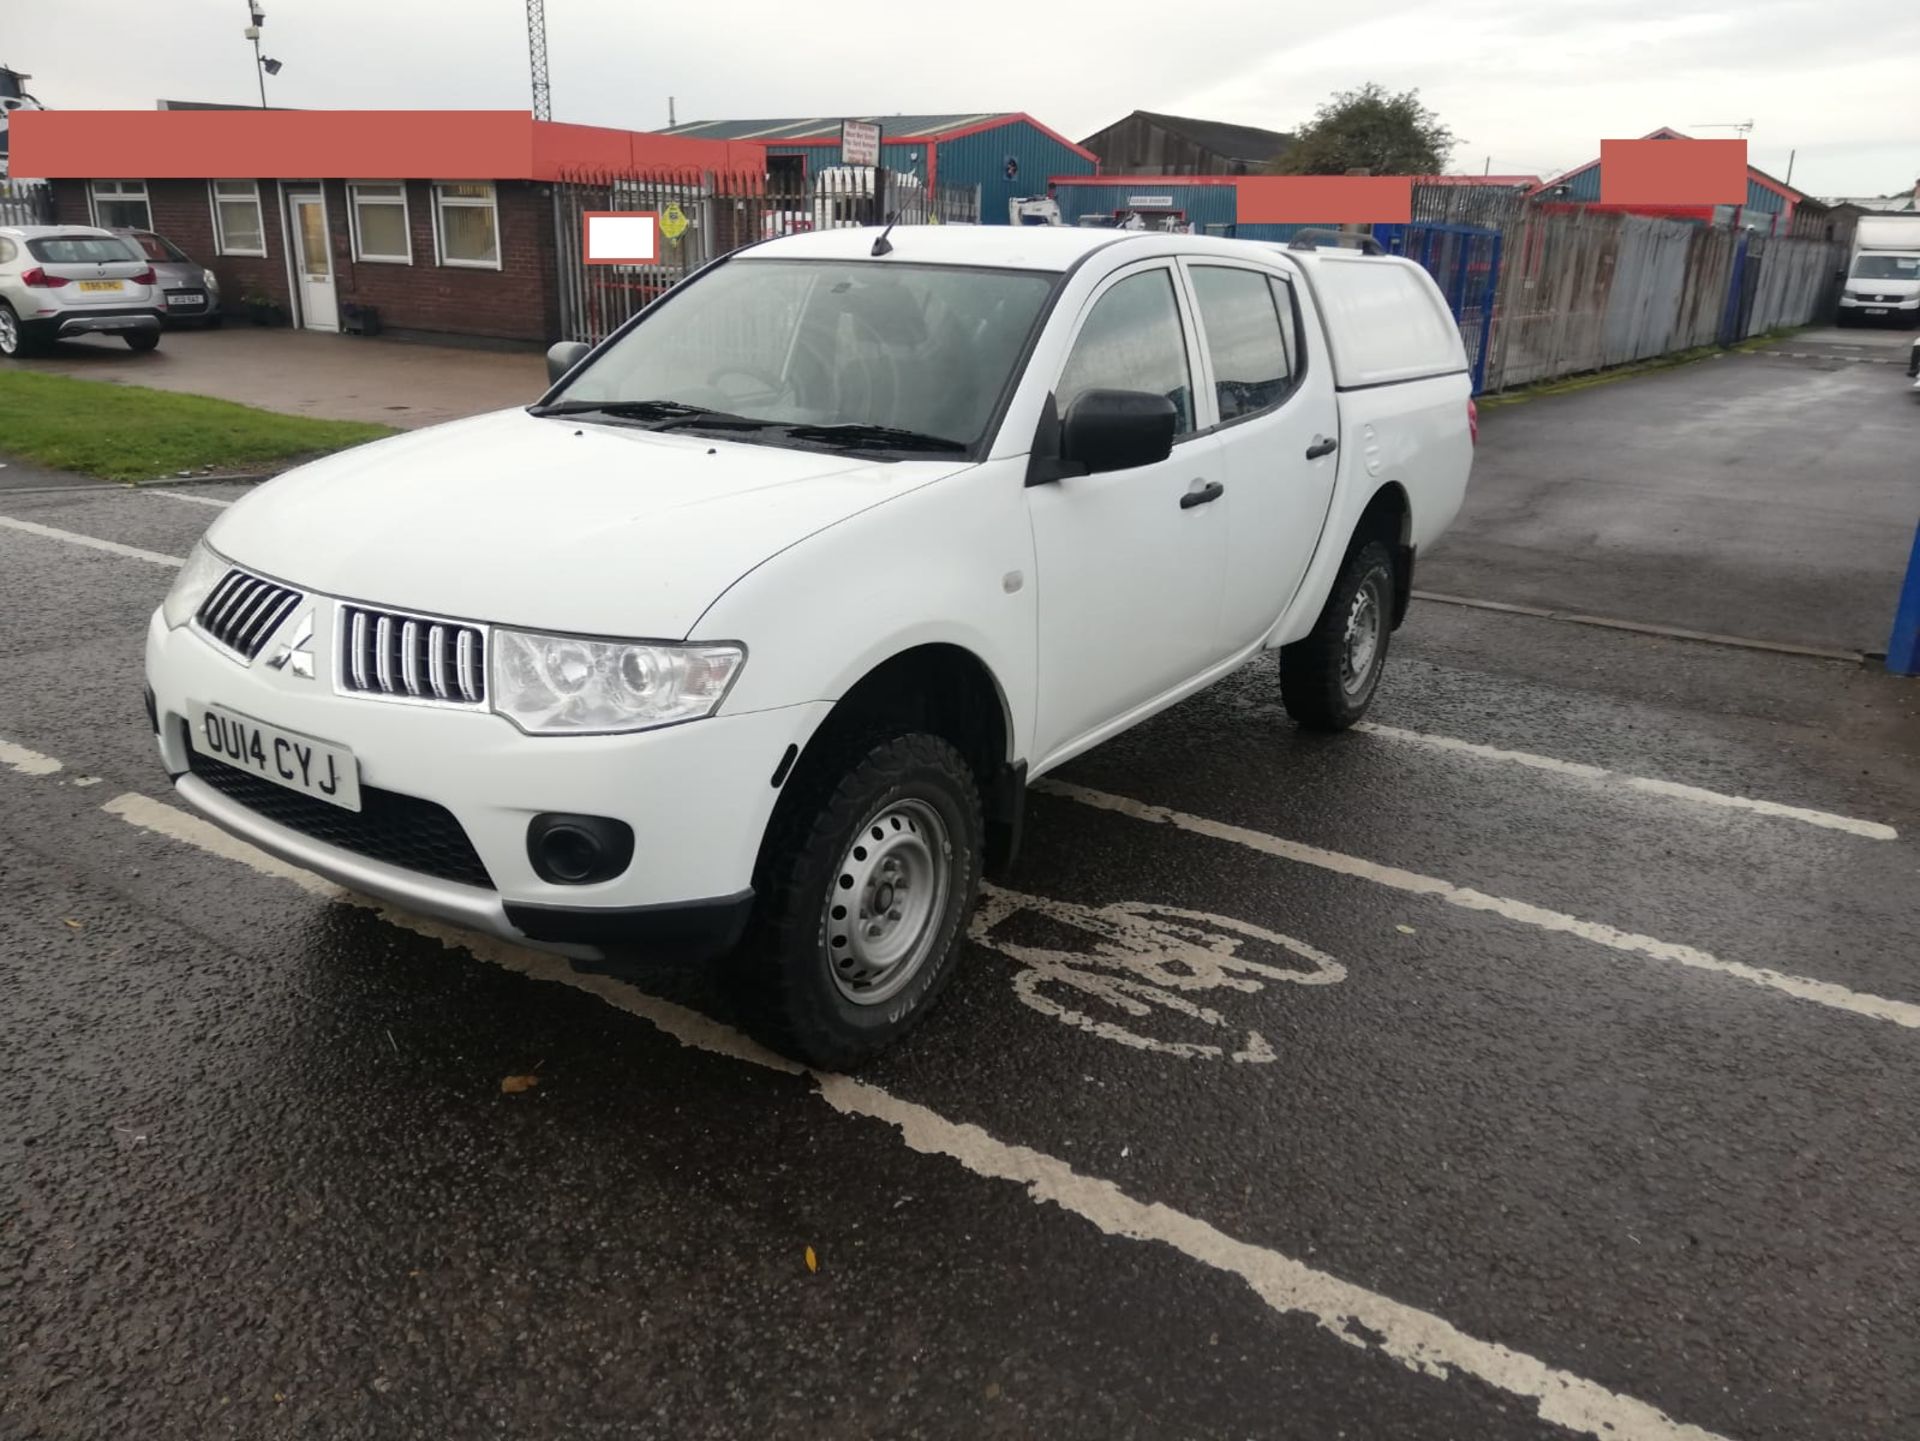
[778, 423, 967, 454]
[526, 398, 769, 429]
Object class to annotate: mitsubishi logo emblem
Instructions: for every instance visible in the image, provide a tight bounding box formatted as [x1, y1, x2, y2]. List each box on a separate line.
[265, 612, 316, 679]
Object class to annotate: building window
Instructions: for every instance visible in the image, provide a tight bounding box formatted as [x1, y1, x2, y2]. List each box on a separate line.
[90, 179, 151, 230]
[348, 181, 412, 263]
[208, 180, 266, 256]
[433, 181, 500, 269]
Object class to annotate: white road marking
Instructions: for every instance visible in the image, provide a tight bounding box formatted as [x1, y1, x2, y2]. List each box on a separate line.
[1040, 780, 1920, 1032]
[142, 489, 233, 509]
[0, 514, 185, 568]
[971, 884, 1344, 1062]
[0, 738, 62, 776]
[93, 783, 1724, 1441]
[1355, 722, 1897, 841]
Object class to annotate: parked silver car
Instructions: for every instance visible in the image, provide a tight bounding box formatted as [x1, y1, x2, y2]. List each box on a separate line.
[113, 227, 221, 327]
[0, 224, 164, 356]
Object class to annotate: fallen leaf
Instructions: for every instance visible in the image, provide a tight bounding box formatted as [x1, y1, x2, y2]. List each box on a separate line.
[1395, 924, 1417, 935]
[63, 918, 83, 930]
[805, 1246, 818, 1273]
[500, 1074, 540, 1094]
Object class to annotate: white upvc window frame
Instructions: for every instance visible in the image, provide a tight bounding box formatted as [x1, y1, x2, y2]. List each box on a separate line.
[88, 178, 151, 231]
[431, 180, 502, 270]
[347, 180, 414, 264]
[206, 179, 268, 257]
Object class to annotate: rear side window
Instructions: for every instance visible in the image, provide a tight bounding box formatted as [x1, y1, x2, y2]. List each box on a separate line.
[27, 235, 140, 264]
[0, 238, 15, 264]
[1055, 268, 1195, 435]
[1188, 265, 1292, 421]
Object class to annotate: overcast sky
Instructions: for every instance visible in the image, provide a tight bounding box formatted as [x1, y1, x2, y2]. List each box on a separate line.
[8, 0, 1917, 197]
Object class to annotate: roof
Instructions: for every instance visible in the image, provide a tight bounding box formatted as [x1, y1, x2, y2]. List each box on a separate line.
[0, 223, 115, 237]
[8, 109, 765, 180]
[1535, 127, 1810, 204]
[663, 113, 1016, 142]
[747, 222, 1126, 270]
[1082, 110, 1293, 165]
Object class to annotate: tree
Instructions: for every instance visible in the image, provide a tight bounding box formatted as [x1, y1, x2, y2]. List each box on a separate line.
[1271, 83, 1455, 176]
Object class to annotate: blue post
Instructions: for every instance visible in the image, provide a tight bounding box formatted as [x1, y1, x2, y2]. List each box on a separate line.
[1473, 233, 1502, 394]
[1889, 520, 1920, 676]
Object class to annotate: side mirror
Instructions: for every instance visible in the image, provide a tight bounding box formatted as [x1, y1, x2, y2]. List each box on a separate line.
[546, 340, 591, 384]
[1060, 389, 1177, 476]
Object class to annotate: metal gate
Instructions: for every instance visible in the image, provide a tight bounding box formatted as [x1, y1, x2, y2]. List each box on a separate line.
[0, 178, 51, 225]
[1373, 221, 1502, 392]
[553, 167, 983, 345]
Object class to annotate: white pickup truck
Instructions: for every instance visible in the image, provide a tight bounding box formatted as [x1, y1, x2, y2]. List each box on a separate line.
[146, 226, 1474, 1065]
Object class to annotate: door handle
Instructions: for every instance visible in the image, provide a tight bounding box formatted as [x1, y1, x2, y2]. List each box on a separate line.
[1179, 480, 1225, 510]
[1305, 436, 1338, 460]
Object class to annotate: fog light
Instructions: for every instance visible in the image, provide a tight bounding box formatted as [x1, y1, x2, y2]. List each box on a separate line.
[527, 813, 635, 885]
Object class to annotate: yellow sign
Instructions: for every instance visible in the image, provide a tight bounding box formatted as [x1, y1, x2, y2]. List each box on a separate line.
[660, 202, 690, 240]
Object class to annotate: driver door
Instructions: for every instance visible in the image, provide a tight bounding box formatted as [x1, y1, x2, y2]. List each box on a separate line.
[1026, 261, 1228, 767]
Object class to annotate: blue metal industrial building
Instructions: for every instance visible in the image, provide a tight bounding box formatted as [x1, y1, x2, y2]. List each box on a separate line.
[659, 112, 1097, 221]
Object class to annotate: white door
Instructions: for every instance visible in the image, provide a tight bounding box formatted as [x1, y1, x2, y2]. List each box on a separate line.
[1026, 261, 1228, 764]
[1182, 261, 1341, 649]
[287, 189, 337, 331]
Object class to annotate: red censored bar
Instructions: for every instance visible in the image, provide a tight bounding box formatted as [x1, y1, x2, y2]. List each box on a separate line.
[1235, 175, 1413, 225]
[1600, 139, 1746, 206]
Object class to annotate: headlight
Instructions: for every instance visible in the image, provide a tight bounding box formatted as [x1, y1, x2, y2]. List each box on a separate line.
[202, 268, 220, 296]
[162, 540, 229, 629]
[490, 630, 744, 735]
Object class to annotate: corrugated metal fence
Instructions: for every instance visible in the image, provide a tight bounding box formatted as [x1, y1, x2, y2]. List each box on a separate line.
[0, 178, 51, 225]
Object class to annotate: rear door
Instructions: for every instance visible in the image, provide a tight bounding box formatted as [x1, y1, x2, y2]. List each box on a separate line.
[27, 233, 152, 308]
[1181, 259, 1340, 650]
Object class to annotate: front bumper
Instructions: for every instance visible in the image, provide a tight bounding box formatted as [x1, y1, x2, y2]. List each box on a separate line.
[146, 607, 827, 959]
[1837, 293, 1920, 314]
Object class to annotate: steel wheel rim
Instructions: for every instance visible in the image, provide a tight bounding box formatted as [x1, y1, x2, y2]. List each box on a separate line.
[1342, 573, 1386, 697]
[824, 797, 953, 1006]
[0, 309, 16, 354]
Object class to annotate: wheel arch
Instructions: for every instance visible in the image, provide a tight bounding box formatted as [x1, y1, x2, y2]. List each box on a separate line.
[1351, 481, 1414, 628]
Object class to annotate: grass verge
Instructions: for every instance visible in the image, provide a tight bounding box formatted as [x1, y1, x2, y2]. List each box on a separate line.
[0, 371, 395, 481]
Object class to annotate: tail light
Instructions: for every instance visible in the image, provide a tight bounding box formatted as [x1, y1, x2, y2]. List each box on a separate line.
[1467, 397, 1479, 445]
[20, 267, 69, 288]
[131, 267, 157, 285]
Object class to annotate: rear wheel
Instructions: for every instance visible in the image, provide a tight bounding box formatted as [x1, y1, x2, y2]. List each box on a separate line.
[125, 330, 160, 352]
[727, 732, 983, 1069]
[1280, 539, 1396, 732]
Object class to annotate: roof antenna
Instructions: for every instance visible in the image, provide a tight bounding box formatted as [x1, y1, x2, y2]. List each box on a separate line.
[871, 213, 898, 257]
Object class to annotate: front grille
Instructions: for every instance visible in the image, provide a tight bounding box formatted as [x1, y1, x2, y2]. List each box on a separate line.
[340, 604, 486, 705]
[187, 739, 495, 890]
[195, 568, 303, 660]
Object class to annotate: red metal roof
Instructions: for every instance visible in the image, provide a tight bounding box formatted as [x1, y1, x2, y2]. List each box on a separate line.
[9, 110, 764, 180]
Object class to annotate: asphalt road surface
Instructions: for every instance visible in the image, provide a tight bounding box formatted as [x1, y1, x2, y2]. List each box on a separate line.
[4, 468, 1919, 1440]
[1422, 326, 1920, 656]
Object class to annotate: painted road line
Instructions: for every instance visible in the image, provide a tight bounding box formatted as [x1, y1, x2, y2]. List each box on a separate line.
[0, 738, 62, 777]
[1355, 722, 1898, 841]
[93, 784, 1725, 1441]
[1040, 779, 1920, 1032]
[143, 489, 234, 510]
[0, 514, 185, 568]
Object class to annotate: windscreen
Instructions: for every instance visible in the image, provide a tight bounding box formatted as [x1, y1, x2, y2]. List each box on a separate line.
[28, 235, 141, 264]
[1851, 254, 1920, 280]
[554, 259, 1057, 449]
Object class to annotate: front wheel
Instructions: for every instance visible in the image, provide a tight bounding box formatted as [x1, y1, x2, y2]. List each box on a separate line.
[125, 330, 160, 352]
[727, 732, 984, 1068]
[0, 302, 36, 358]
[1280, 539, 1396, 732]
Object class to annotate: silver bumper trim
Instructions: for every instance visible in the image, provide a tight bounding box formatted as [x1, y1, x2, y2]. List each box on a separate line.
[172, 773, 602, 960]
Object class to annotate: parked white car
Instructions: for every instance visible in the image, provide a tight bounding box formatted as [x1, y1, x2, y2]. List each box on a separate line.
[0, 224, 165, 356]
[146, 226, 1474, 1065]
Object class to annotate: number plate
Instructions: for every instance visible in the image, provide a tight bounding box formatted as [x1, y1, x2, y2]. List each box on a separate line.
[191, 705, 362, 812]
[77, 279, 124, 293]
[166, 293, 205, 308]
[1864, 307, 1889, 316]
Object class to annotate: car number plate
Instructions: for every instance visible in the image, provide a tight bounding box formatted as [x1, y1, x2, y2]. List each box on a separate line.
[1864, 307, 1889, 316]
[191, 705, 362, 812]
[78, 279, 124, 292]
[166, 293, 205, 307]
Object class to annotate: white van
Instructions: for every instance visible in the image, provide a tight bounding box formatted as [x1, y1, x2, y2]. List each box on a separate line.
[1839, 215, 1920, 325]
[146, 227, 1474, 1065]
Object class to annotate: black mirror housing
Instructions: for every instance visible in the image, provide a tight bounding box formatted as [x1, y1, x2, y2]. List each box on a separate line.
[1059, 389, 1178, 476]
[546, 340, 592, 384]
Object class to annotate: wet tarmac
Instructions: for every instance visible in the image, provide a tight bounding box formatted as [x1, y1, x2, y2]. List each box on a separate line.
[4, 383, 1920, 1440]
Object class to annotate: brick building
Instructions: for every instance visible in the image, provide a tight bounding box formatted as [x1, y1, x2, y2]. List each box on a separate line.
[11, 108, 760, 345]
